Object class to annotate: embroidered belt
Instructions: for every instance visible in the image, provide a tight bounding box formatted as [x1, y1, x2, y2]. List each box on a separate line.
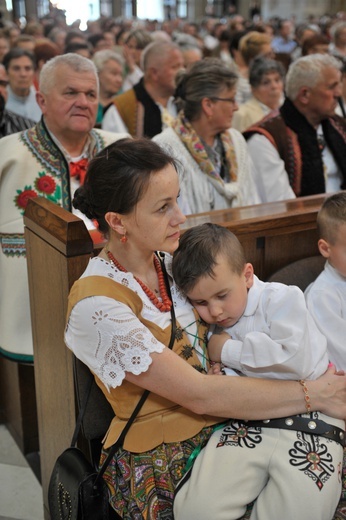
[244, 416, 345, 447]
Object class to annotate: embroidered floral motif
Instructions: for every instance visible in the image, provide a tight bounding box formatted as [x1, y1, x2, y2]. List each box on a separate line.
[14, 172, 62, 214]
[180, 344, 194, 360]
[14, 187, 38, 212]
[92, 310, 109, 324]
[193, 364, 205, 373]
[172, 111, 238, 184]
[289, 432, 335, 490]
[216, 421, 263, 449]
[20, 121, 107, 211]
[34, 172, 57, 194]
[175, 326, 184, 341]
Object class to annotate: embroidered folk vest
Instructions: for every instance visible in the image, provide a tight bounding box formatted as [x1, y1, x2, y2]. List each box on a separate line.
[67, 275, 221, 452]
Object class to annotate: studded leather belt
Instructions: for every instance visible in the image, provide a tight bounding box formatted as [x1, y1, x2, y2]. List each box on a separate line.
[244, 416, 345, 447]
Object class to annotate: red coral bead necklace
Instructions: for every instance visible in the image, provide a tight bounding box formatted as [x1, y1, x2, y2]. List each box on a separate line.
[106, 249, 172, 313]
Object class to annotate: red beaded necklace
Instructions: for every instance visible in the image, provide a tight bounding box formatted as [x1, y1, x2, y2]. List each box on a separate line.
[106, 250, 172, 313]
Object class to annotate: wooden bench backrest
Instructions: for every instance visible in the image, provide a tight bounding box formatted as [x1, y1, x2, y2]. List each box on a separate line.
[24, 197, 93, 518]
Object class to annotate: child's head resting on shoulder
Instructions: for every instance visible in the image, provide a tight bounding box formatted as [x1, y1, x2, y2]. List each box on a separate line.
[172, 223, 254, 326]
[317, 192, 346, 277]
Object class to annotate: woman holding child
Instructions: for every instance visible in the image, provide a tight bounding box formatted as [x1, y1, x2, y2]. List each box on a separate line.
[65, 137, 346, 519]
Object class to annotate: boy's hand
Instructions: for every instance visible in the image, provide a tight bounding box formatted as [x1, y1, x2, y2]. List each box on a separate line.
[208, 362, 224, 375]
[208, 331, 232, 362]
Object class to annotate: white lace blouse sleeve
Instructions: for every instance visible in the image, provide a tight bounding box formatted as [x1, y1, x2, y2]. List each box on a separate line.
[65, 295, 165, 391]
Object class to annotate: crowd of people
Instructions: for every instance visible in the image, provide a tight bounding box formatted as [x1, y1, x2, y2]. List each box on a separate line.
[0, 5, 346, 520]
[0, 8, 345, 204]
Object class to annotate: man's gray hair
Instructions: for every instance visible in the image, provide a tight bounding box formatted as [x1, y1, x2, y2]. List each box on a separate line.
[285, 53, 341, 100]
[141, 41, 181, 72]
[92, 49, 124, 73]
[39, 53, 99, 94]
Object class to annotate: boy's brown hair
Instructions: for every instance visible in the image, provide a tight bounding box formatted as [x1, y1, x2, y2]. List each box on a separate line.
[317, 192, 346, 245]
[172, 223, 246, 294]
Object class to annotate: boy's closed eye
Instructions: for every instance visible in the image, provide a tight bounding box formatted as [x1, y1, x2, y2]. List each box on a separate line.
[189, 291, 230, 307]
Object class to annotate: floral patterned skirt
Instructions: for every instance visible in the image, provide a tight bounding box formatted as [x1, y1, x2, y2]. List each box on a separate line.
[100, 427, 214, 520]
[101, 438, 346, 520]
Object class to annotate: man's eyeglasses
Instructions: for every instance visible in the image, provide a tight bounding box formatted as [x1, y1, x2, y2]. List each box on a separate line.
[0, 80, 9, 88]
[211, 97, 237, 104]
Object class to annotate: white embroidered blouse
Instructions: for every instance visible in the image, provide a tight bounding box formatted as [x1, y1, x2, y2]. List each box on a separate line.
[65, 254, 203, 390]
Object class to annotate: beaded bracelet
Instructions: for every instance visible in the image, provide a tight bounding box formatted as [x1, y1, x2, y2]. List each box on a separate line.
[299, 379, 312, 413]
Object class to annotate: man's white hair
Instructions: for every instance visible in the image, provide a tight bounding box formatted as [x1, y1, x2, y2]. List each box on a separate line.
[141, 41, 181, 72]
[285, 53, 341, 101]
[39, 53, 99, 94]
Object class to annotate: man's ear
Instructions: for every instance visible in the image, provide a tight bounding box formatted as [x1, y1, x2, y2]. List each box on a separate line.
[36, 91, 46, 113]
[297, 86, 310, 106]
[105, 212, 126, 235]
[318, 238, 330, 259]
[147, 65, 158, 82]
[244, 263, 254, 289]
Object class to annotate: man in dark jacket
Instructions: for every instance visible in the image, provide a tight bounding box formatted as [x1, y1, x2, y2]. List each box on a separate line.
[244, 54, 346, 203]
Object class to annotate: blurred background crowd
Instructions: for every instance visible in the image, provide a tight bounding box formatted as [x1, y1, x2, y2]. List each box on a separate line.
[0, 1, 345, 128]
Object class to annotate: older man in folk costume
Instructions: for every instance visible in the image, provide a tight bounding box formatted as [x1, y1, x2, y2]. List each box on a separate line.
[0, 53, 128, 362]
[244, 54, 346, 203]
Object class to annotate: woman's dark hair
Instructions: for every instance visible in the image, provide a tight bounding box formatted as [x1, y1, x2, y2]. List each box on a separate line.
[249, 56, 285, 87]
[301, 33, 330, 56]
[175, 58, 238, 121]
[229, 30, 248, 57]
[73, 138, 178, 235]
[64, 41, 92, 55]
[3, 47, 36, 71]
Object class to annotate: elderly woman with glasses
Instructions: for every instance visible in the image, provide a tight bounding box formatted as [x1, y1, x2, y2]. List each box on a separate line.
[153, 58, 260, 215]
[232, 56, 285, 133]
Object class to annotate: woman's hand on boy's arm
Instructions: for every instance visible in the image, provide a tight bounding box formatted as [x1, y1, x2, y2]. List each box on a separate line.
[208, 331, 232, 362]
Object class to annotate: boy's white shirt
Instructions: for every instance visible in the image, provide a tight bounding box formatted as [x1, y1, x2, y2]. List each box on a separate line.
[305, 261, 346, 371]
[209, 275, 329, 380]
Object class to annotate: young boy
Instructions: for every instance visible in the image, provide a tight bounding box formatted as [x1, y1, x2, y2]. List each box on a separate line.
[305, 192, 346, 371]
[172, 222, 345, 520]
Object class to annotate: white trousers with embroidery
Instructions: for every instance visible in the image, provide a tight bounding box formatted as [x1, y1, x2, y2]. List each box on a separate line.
[174, 414, 344, 520]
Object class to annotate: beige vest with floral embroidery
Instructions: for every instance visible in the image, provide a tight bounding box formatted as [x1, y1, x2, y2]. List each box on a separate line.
[67, 275, 221, 452]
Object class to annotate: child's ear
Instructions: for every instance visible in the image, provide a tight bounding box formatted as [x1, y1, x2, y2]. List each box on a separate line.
[244, 263, 254, 288]
[318, 238, 330, 259]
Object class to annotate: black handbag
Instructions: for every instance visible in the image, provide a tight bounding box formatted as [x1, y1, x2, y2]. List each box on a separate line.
[48, 369, 149, 520]
[48, 445, 112, 520]
[48, 253, 176, 520]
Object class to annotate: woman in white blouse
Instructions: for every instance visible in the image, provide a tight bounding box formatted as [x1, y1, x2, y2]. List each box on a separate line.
[66, 137, 346, 520]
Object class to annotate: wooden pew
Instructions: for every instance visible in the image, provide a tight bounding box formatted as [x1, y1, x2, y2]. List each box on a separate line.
[23, 193, 327, 519]
[24, 197, 94, 520]
[184, 194, 328, 280]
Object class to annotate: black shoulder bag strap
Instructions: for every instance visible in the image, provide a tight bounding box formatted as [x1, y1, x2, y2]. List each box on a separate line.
[71, 252, 176, 491]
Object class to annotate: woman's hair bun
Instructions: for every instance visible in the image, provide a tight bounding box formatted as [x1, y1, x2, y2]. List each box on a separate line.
[72, 185, 97, 220]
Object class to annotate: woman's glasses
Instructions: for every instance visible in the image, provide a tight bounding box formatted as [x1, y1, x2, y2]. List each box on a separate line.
[211, 97, 237, 104]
